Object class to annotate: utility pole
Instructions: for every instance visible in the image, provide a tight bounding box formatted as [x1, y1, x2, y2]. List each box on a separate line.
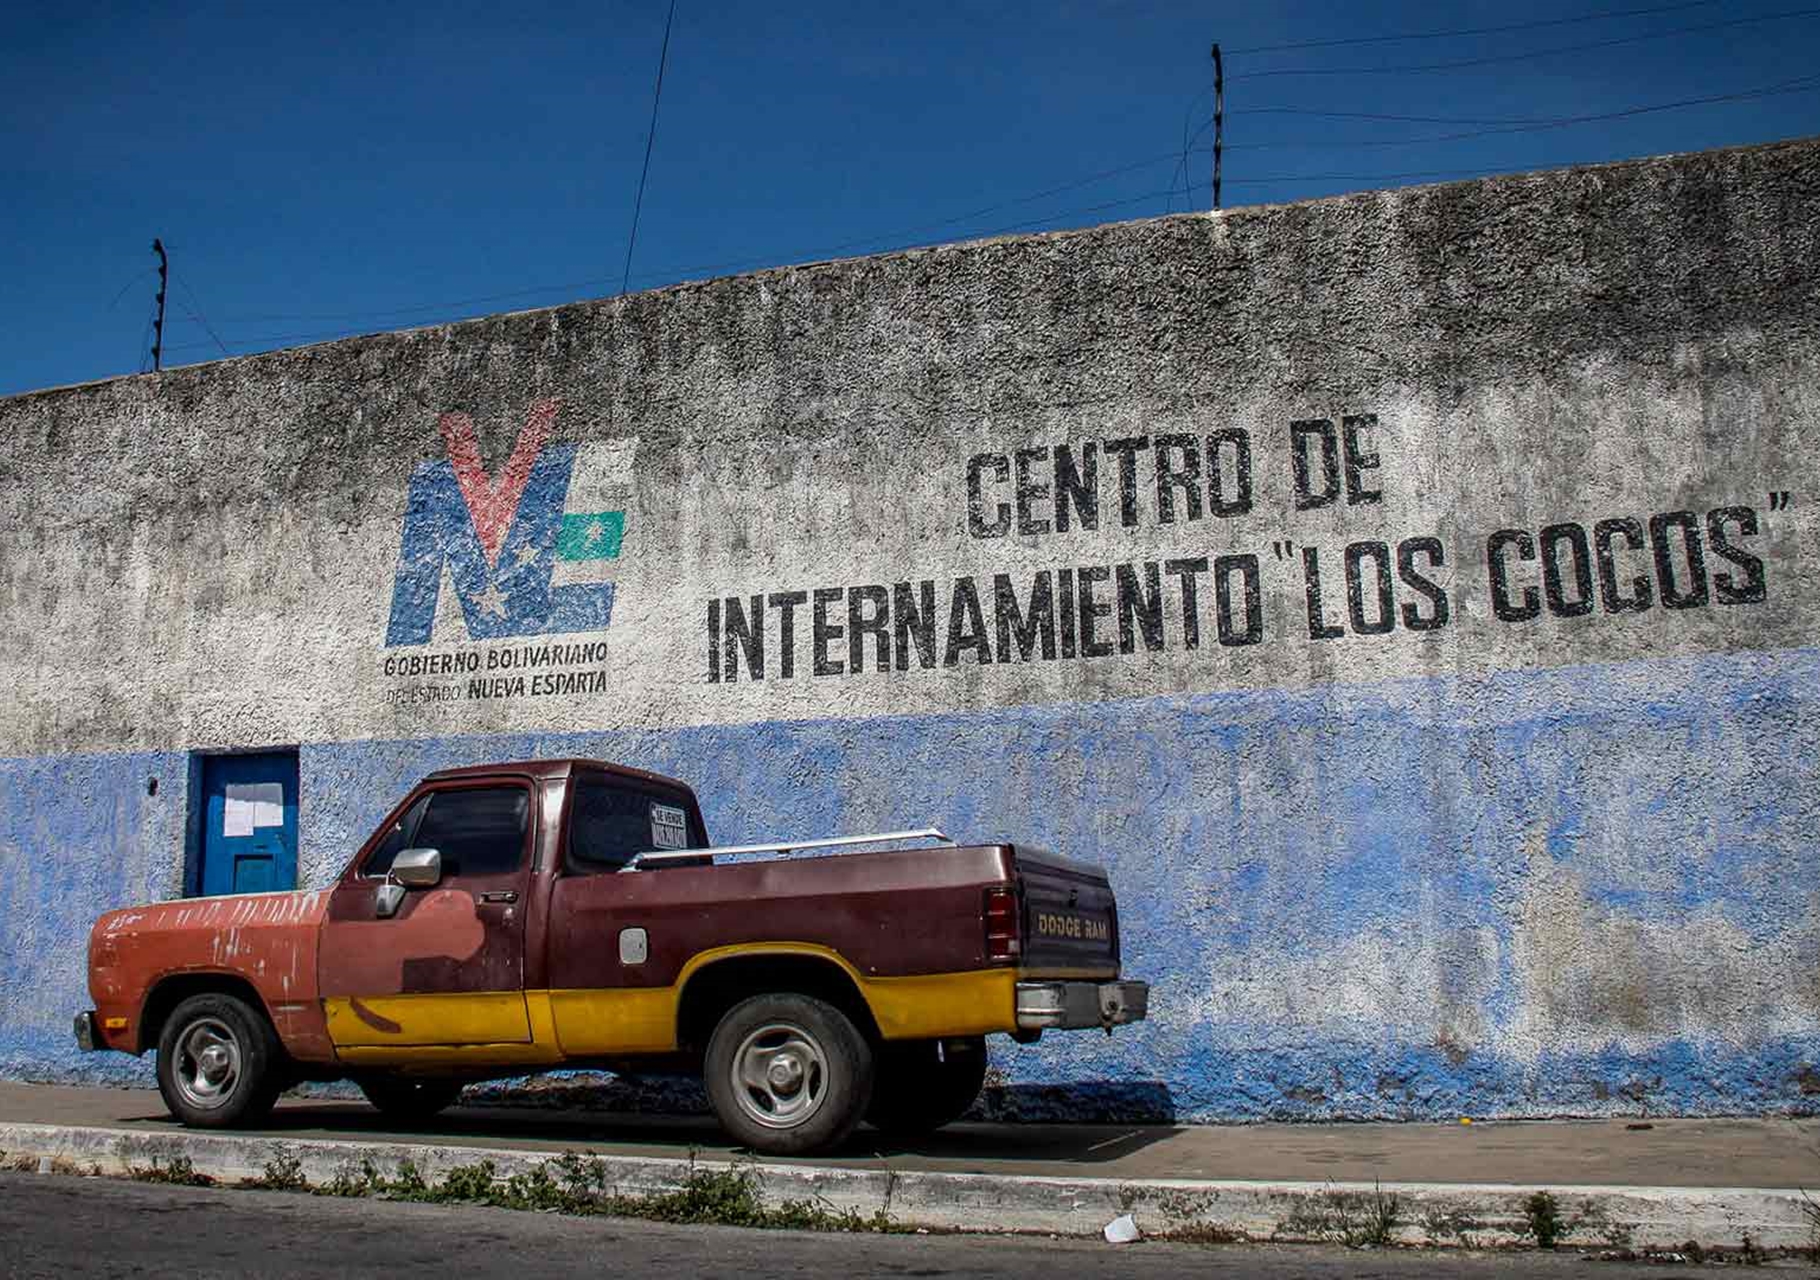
[1211, 43, 1224, 211]
[151, 238, 168, 372]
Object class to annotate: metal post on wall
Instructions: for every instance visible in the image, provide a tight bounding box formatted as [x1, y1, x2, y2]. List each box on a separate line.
[150, 238, 168, 372]
[1211, 42, 1224, 212]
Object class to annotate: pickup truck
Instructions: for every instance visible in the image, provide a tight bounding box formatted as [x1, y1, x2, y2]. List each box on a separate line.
[78, 758, 1148, 1154]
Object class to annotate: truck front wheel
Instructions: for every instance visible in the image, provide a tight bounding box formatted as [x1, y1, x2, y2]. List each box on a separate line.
[703, 993, 874, 1156]
[867, 1036, 989, 1137]
[155, 993, 283, 1129]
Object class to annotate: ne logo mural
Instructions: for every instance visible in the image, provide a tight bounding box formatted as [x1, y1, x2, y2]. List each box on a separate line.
[380, 400, 632, 706]
[385, 399, 627, 645]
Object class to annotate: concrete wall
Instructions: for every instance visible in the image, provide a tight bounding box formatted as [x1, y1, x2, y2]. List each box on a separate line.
[4, 137, 1818, 1120]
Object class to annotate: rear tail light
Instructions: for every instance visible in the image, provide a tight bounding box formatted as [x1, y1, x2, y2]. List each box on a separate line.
[984, 886, 1021, 961]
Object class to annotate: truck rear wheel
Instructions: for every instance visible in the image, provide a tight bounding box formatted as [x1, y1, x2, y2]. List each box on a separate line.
[867, 1036, 988, 1137]
[155, 992, 283, 1129]
[703, 993, 874, 1156]
[356, 1076, 465, 1123]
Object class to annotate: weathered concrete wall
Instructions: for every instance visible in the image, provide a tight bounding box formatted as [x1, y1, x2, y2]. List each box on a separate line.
[4, 137, 1818, 1118]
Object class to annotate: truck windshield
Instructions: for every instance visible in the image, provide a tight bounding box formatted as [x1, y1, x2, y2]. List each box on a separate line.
[567, 777, 701, 872]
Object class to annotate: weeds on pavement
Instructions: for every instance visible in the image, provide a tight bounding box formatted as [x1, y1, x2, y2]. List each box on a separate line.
[230, 1148, 896, 1233]
[1798, 1188, 1820, 1264]
[128, 1154, 214, 1187]
[1521, 1190, 1562, 1249]
[1277, 1182, 1403, 1247]
[243, 1153, 308, 1192]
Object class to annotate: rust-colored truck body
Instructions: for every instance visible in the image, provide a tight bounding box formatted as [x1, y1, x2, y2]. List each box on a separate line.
[80, 758, 1147, 1152]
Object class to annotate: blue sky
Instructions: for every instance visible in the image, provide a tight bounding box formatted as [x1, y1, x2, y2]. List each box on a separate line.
[4, 0, 1817, 397]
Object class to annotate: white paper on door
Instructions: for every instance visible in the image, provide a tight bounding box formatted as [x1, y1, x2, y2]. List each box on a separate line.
[223, 782, 285, 837]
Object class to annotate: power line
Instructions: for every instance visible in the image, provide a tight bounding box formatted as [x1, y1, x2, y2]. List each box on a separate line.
[177, 93, 1799, 356]
[1164, 64, 1817, 200]
[1231, 6, 1820, 79]
[212, 150, 1188, 327]
[182, 104, 1787, 364]
[166, 188, 1184, 355]
[1166, 95, 1199, 212]
[1167, 4, 1756, 192]
[179, 63, 1820, 350]
[1268, 73, 1820, 150]
[1226, 0, 1721, 55]
[176, 74, 1808, 353]
[865, 188, 1176, 251]
[1170, 0, 1727, 142]
[171, 272, 234, 358]
[1227, 164, 1520, 185]
[622, 0, 679, 297]
[159, 114, 1783, 359]
[215, 279, 620, 326]
[187, 132, 1725, 364]
[1089, 65, 1820, 216]
[1178, 66, 1820, 156]
[109, 267, 157, 310]
[624, 152, 1191, 285]
[198, 44, 1817, 338]
[1237, 107, 1567, 125]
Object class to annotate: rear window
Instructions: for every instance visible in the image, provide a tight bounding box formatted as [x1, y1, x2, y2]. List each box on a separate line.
[567, 777, 702, 873]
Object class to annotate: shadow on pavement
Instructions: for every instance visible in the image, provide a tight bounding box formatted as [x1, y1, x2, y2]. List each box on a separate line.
[107, 1081, 1183, 1167]
[974, 1080, 1178, 1124]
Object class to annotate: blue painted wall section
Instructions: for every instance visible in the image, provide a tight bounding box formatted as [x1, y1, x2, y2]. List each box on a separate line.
[0, 751, 186, 1086]
[7, 646, 1815, 1119]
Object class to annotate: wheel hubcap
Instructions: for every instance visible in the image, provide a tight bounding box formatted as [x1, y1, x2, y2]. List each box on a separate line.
[174, 1017, 243, 1110]
[730, 1022, 829, 1130]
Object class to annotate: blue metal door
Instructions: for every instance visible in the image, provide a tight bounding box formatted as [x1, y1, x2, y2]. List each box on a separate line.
[198, 752, 299, 896]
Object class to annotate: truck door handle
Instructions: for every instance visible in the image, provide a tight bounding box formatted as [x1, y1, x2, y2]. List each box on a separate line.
[479, 891, 519, 904]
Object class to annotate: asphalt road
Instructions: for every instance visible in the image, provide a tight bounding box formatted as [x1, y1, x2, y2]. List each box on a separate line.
[0, 1171, 1726, 1279]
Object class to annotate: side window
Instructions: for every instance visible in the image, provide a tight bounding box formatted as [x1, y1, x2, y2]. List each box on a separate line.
[411, 786, 531, 878]
[363, 794, 430, 878]
[567, 779, 700, 873]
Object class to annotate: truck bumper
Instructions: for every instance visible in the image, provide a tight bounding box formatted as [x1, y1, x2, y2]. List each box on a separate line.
[74, 1011, 101, 1053]
[1014, 980, 1149, 1031]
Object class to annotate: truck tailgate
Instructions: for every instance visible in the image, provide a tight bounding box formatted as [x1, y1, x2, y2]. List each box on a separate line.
[1013, 846, 1120, 976]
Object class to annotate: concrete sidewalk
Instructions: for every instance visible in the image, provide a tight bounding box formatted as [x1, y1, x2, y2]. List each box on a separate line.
[2, 1083, 1816, 1249]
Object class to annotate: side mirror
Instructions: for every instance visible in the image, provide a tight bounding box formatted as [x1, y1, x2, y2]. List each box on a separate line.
[374, 882, 405, 919]
[374, 847, 441, 919]
[393, 847, 442, 888]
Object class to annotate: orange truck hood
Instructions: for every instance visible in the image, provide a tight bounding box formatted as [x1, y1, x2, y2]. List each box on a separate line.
[90, 890, 332, 1053]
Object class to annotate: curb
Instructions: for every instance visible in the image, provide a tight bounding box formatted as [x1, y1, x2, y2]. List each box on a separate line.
[1, 1120, 1813, 1250]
